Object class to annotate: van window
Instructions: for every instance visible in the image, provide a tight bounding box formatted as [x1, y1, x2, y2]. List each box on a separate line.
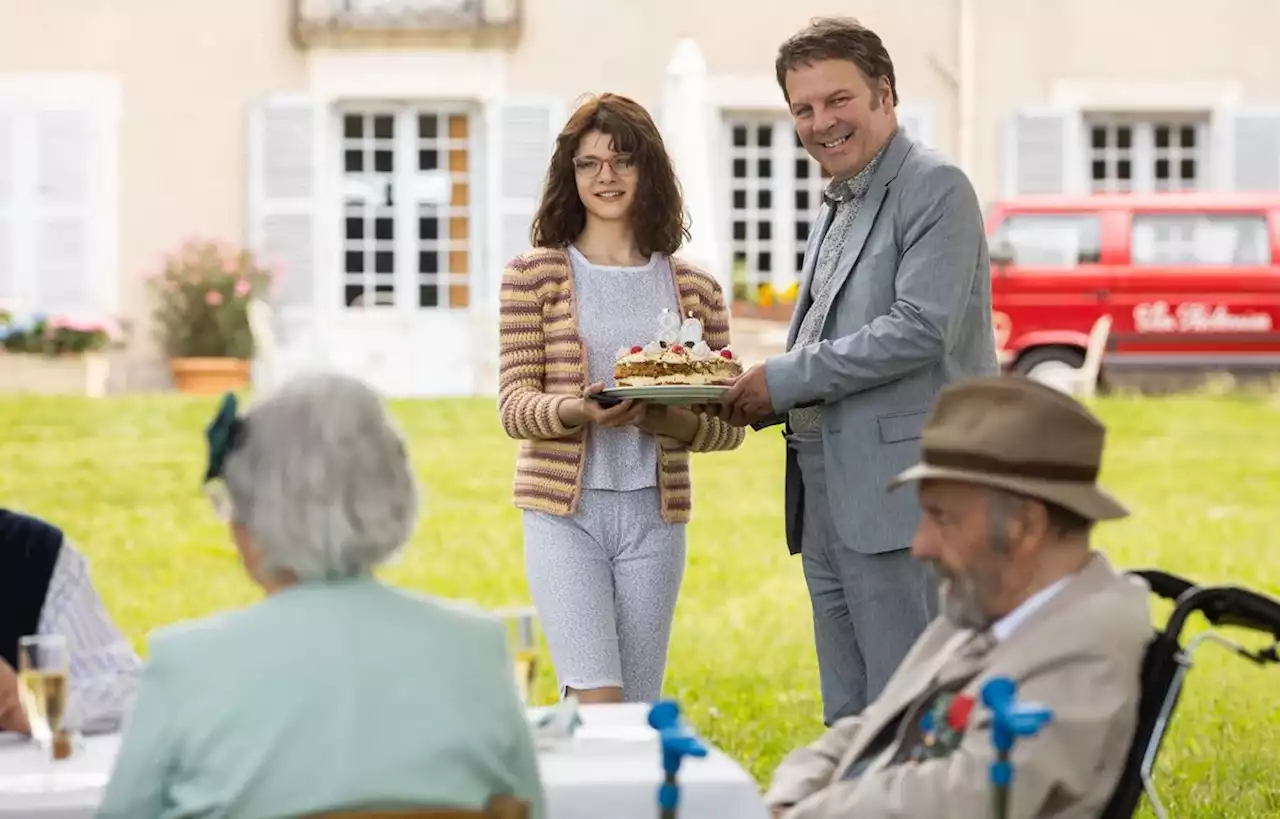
[990, 214, 1102, 268]
[1131, 213, 1271, 266]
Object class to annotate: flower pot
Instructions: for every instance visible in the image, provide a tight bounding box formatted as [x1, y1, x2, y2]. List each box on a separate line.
[0, 352, 110, 397]
[169, 357, 251, 394]
[731, 299, 795, 324]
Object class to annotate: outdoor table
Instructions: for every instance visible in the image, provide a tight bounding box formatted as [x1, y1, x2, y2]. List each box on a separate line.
[0, 703, 769, 819]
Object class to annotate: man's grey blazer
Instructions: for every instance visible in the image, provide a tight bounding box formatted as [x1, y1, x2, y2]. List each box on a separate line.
[761, 128, 999, 556]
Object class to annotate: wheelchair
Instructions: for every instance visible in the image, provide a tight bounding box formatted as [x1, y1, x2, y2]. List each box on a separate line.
[1099, 569, 1280, 819]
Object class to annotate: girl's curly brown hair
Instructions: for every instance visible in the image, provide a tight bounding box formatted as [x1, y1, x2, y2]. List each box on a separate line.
[531, 93, 690, 257]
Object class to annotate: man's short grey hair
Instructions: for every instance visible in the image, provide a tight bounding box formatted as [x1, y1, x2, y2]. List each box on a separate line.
[985, 487, 1092, 548]
[222, 373, 419, 582]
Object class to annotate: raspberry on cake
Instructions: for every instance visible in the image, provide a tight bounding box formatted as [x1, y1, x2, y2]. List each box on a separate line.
[613, 340, 743, 386]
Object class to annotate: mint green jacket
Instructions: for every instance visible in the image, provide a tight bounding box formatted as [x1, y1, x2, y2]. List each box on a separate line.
[96, 578, 544, 819]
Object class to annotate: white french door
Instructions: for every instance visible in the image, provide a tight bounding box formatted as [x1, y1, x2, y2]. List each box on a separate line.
[338, 104, 475, 311]
[330, 102, 480, 395]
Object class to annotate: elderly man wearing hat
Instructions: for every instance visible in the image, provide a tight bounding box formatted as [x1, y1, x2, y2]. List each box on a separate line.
[763, 375, 1152, 819]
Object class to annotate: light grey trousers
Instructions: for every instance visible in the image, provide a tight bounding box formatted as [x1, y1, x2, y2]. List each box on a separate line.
[522, 488, 686, 702]
[790, 434, 939, 726]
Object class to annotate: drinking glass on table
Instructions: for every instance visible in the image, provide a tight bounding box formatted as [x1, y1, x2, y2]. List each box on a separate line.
[16, 634, 70, 750]
[498, 607, 540, 705]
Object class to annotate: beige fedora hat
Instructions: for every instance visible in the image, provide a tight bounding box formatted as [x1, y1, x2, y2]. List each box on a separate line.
[887, 375, 1129, 521]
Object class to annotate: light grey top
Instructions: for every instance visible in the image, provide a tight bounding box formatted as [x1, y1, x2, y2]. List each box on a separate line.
[569, 245, 679, 491]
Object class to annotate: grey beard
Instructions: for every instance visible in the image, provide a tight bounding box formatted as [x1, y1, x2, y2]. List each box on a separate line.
[936, 499, 1017, 631]
[939, 573, 992, 631]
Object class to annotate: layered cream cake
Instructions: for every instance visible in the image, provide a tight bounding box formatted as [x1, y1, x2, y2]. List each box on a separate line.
[613, 340, 742, 387]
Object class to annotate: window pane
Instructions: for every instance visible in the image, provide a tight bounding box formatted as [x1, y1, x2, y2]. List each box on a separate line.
[990, 215, 1102, 267]
[420, 251, 439, 274]
[418, 114, 438, 139]
[344, 250, 364, 274]
[419, 217, 439, 241]
[1131, 214, 1270, 266]
[345, 216, 364, 241]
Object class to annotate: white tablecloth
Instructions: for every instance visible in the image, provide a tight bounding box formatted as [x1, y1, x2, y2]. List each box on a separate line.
[0, 704, 768, 819]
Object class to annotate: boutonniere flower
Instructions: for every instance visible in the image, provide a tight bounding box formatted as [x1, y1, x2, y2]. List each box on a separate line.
[911, 692, 977, 762]
[946, 692, 976, 732]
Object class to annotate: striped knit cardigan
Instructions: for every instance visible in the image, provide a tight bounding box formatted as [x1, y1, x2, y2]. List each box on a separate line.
[498, 247, 746, 522]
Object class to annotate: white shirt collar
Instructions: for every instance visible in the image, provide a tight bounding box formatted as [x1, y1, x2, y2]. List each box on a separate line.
[991, 576, 1071, 642]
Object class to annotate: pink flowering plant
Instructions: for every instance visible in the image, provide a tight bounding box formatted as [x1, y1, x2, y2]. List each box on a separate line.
[0, 302, 124, 356]
[148, 239, 274, 359]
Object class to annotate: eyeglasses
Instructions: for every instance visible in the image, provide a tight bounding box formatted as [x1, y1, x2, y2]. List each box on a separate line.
[572, 154, 636, 177]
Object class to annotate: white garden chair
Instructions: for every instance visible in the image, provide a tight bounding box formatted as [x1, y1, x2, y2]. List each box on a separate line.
[1035, 314, 1113, 399]
[247, 298, 280, 392]
[247, 298, 336, 393]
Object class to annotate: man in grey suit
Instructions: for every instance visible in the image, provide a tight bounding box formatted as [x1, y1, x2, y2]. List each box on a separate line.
[714, 17, 999, 725]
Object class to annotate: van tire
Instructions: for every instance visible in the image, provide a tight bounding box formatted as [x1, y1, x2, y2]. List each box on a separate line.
[1013, 346, 1097, 390]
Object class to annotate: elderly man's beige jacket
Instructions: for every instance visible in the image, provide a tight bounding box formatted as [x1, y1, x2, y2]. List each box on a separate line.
[764, 553, 1151, 819]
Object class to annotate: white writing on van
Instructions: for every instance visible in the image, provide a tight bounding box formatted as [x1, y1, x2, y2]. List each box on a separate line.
[1133, 301, 1274, 334]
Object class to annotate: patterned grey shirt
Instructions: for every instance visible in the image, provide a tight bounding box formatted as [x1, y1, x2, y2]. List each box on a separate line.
[788, 141, 890, 433]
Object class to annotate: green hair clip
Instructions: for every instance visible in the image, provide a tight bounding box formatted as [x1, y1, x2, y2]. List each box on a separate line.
[203, 392, 245, 484]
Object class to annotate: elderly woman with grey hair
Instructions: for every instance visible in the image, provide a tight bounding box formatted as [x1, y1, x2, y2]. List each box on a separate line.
[97, 373, 545, 819]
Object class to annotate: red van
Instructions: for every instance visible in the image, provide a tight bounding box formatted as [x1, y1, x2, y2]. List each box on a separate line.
[986, 192, 1280, 382]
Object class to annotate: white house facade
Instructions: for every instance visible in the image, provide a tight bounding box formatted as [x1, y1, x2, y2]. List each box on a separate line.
[1, 0, 1278, 395]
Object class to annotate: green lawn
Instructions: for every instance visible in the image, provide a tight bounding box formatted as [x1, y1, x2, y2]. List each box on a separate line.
[1, 391, 1278, 818]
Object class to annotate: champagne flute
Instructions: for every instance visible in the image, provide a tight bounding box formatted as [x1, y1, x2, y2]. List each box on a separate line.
[499, 607, 539, 706]
[16, 634, 70, 753]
